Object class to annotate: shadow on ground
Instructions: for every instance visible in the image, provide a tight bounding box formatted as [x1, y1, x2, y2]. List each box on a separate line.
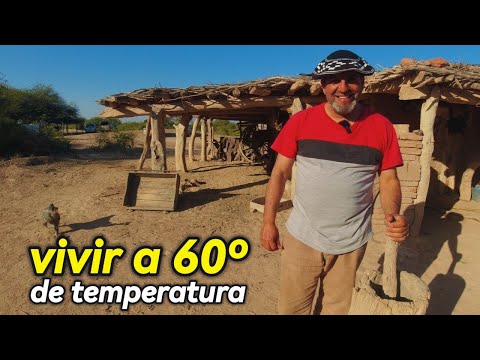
[177, 178, 269, 211]
[62, 215, 131, 234]
[375, 202, 466, 315]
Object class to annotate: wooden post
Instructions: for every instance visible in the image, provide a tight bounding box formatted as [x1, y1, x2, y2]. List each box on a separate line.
[459, 109, 475, 200]
[150, 109, 167, 171]
[287, 97, 304, 200]
[383, 235, 400, 298]
[411, 86, 440, 237]
[189, 116, 200, 162]
[137, 115, 152, 170]
[210, 119, 215, 159]
[174, 114, 191, 172]
[206, 118, 213, 160]
[200, 117, 207, 161]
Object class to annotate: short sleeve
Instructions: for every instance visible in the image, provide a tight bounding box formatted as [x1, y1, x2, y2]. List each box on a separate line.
[271, 112, 303, 159]
[380, 121, 403, 171]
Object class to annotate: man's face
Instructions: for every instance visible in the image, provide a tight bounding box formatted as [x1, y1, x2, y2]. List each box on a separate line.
[321, 71, 364, 116]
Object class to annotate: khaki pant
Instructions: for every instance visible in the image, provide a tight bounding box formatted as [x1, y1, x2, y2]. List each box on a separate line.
[278, 233, 367, 315]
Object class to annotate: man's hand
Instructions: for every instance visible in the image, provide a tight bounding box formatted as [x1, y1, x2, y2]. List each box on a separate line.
[384, 214, 409, 242]
[261, 222, 282, 251]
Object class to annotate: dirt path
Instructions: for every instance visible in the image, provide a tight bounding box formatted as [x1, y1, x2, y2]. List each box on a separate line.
[0, 130, 478, 315]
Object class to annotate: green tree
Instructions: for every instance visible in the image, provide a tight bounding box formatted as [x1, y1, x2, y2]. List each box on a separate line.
[165, 116, 180, 129]
[4, 84, 81, 127]
[0, 79, 79, 157]
[0, 83, 24, 121]
[213, 120, 240, 136]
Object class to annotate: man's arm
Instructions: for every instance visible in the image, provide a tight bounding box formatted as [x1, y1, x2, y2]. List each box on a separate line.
[379, 168, 409, 242]
[260, 154, 295, 251]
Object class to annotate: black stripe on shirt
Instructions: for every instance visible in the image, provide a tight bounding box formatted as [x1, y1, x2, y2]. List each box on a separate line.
[297, 139, 382, 166]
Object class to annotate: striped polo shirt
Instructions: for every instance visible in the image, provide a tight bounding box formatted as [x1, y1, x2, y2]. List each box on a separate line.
[272, 103, 403, 255]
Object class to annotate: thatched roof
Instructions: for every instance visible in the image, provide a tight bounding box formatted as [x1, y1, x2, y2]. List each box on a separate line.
[363, 59, 480, 105]
[97, 76, 325, 120]
[366, 60, 480, 91]
[97, 58, 480, 119]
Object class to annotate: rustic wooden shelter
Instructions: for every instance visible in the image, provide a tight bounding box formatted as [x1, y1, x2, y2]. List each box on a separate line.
[98, 75, 326, 173]
[98, 57, 480, 239]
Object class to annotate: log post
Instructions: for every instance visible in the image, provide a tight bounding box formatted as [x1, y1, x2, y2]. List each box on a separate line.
[174, 114, 191, 172]
[150, 109, 167, 171]
[411, 86, 440, 238]
[189, 116, 200, 162]
[286, 97, 304, 200]
[206, 118, 213, 160]
[137, 115, 152, 170]
[200, 117, 207, 161]
[210, 119, 215, 159]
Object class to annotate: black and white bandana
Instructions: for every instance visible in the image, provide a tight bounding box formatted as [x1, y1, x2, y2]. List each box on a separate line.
[312, 50, 375, 77]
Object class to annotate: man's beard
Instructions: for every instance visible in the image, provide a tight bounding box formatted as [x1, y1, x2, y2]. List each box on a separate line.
[331, 99, 357, 115]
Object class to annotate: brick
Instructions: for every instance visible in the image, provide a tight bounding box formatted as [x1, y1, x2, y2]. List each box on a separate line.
[401, 154, 420, 161]
[398, 133, 423, 141]
[399, 140, 423, 148]
[406, 162, 421, 181]
[400, 180, 419, 187]
[401, 147, 422, 155]
[396, 165, 407, 180]
[394, 124, 410, 134]
[402, 192, 417, 199]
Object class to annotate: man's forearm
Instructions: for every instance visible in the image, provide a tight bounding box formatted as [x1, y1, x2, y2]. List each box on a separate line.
[263, 173, 289, 224]
[379, 177, 402, 215]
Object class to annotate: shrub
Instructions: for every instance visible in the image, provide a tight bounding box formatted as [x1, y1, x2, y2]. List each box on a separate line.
[112, 131, 135, 151]
[93, 130, 135, 153]
[0, 120, 70, 158]
[116, 121, 144, 131]
[94, 131, 112, 149]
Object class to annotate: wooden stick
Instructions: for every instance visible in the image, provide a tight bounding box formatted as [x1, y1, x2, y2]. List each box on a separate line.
[383, 234, 399, 298]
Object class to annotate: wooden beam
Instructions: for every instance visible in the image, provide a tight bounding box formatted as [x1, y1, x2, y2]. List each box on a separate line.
[204, 112, 270, 120]
[151, 96, 323, 115]
[440, 87, 480, 106]
[100, 96, 325, 119]
[398, 85, 430, 100]
[411, 86, 440, 238]
[364, 77, 409, 94]
[288, 80, 308, 95]
[99, 105, 151, 118]
[202, 108, 274, 118]
[249, 86, 272, 97]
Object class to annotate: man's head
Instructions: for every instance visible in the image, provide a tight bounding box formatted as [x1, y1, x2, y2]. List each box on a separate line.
[312, 50, 374, 116]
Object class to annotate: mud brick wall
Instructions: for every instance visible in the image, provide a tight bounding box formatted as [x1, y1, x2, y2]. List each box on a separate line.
[372, 125, 423, 236]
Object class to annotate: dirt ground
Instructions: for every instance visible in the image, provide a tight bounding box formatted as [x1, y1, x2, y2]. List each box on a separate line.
[0, 130, 478, 315]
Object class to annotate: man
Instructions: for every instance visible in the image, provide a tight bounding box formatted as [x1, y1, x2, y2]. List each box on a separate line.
[260, 50, 409, 315]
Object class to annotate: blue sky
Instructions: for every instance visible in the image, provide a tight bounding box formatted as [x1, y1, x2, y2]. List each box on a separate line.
[0, 45, 479, 121]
